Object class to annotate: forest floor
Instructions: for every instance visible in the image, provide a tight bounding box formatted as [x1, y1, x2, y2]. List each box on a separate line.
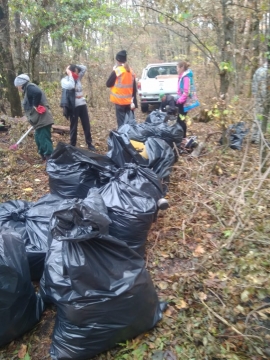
[0, 106, 269, 360]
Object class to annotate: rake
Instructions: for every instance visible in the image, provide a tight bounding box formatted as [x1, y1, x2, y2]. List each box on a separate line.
[9, 126, 33, 150]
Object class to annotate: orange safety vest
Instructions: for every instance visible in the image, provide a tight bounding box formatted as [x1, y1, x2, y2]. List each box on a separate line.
[110, 66, 135, 105]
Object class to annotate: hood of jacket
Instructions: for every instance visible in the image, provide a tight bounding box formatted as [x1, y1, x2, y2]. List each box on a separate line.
[179, 69, 193, 80]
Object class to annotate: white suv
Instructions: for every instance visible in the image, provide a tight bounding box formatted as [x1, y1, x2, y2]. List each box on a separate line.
[137, 62, 178, 113]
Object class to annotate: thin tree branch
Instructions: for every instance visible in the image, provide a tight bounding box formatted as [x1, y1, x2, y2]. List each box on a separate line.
[135, 4, 220, 70]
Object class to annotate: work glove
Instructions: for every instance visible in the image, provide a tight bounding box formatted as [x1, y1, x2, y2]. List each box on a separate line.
[35, 105, 46, 114]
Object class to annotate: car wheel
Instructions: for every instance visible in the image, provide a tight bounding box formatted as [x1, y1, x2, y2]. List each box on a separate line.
[141, 103, 149, 113]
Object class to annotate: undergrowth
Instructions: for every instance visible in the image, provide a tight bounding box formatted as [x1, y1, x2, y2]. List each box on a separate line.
[0, 105, 269, 360]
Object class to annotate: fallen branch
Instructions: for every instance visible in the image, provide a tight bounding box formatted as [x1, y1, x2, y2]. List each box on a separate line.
[173, 142, 181, 158]
[245, 304, 270, 333]
[201, 299, 262, 340]
[208, 289, 226, 307]
[201, 201, 226, 227]
[52, 125, 70, 134]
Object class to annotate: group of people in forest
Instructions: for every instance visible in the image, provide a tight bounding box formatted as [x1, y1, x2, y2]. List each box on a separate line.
[105, 50, 194, 138]
[13, 49, 266, 161]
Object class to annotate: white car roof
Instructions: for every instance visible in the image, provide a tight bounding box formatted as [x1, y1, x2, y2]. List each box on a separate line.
[145, 62, 178, 68]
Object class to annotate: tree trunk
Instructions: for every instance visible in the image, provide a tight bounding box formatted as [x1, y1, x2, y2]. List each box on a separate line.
[219, 70, 230, 95]
[52, 37, 64, 55]
[249, 1, 260, 96]
[0, 0, 22, 116]
[29, 31, 41, 84]
[13, 11, 23, 74]
[219, 0, 234, 97]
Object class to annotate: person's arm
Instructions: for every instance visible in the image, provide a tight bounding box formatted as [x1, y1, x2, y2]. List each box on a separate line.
[76, 64, 87, 80]
[61, 75, 75, 90]
[106, 71, 117, 87]
[27, 85, 42, 107]
[132, 78, 138, 108]
[176, 76, 190, 104]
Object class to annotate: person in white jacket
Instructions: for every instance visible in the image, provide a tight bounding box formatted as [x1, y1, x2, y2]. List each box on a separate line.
[251, 61, 268, 144]
[61, 64, 95, 151]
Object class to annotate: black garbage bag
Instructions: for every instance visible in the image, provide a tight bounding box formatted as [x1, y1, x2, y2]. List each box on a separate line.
[0, 200, 32, 228]
[89, 179, 157, 256]
[106, 131, 148, 168]
[0, 229, 44, 347]
[119, 121, 183, 148]
[116, 163, 166, 201]
[118, 123, 156, 143]
[219, 122, 249, 150]
[40, 193, 163, 360]
[107, 132, 175, 181]
[145, 137, 176, 180]
[47, 142, 117, 199]
[145, 110, 167, 124]
[25, 193, 64, 280]
[0, 194, 63, 280]
[154, 122, 183, 148]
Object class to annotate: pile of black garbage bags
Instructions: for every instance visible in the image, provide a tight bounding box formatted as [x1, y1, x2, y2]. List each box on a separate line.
[0, 115, 182, 360]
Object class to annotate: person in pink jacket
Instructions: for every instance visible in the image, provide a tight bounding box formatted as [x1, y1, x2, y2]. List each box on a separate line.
[176, 61, 194, 138]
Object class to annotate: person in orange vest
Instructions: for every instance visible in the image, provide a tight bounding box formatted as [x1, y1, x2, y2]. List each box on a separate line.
[106, 50, 138, 128]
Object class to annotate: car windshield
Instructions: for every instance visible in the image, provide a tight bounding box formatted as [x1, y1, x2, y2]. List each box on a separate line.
[147, 66, 177, 78]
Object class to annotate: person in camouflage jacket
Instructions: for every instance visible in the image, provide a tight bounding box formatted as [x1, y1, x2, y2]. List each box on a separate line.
[251, 62, 268, 144]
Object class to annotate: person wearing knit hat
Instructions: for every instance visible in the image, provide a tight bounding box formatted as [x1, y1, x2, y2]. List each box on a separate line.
[106, 50, 138, 128]
[159, 92, 165, 101]
[14, 74, 30, 87]
[115, 50, 127, 63]
[159, 93, 177, 114]
[14, 74, 54, 161]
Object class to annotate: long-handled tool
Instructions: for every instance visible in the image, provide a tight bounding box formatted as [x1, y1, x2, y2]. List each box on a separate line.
[9, 126, 33, 150]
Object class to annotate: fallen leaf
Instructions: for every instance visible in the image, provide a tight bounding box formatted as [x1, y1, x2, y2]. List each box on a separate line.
[34, 178, 41, 182]
[199, 292, 207, 301]
[23, 187, 33, 192]
[241, 290, 250, 302]
[152, 351, 165, 360]
[208, 271, 216, 279]
[164, 305, 176, 318]
[175, 299, 188, 310]
[160, 252, 169, 258]
[172, 282, 178, 291]
[193, 245, 205, 257]
[18, 344, 27, 359]
[158, 281, 168, 290]
[164, 350, 177, 360]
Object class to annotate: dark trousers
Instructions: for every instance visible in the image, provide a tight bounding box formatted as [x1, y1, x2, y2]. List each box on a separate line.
[70, 104, 92, 147]
[115, 104, 132, 128]
[34, 125, 53, 157]
[176, 103, 187, 138]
